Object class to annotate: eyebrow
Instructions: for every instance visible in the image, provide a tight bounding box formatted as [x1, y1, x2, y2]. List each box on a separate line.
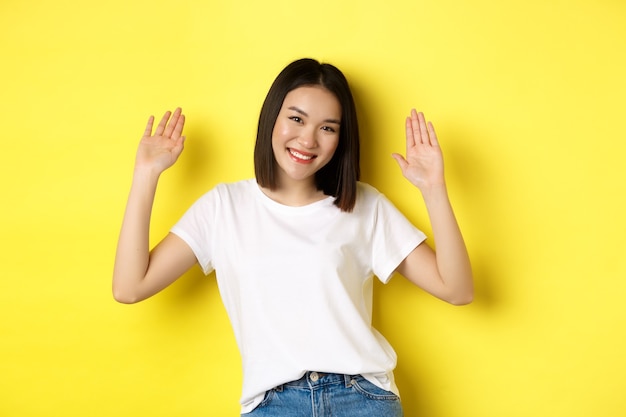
[288, 106, 341, 125]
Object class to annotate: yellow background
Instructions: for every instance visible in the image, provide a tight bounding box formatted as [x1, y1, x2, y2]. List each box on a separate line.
[1, 0, 625, 416]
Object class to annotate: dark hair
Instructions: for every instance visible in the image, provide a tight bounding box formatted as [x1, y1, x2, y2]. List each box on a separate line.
[254, 58, 360, 212]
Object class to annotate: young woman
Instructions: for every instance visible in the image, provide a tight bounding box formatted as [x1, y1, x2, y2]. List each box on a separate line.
[113, 58, 473, 416]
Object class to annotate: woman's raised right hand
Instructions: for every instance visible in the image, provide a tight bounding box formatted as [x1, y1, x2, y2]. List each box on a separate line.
[135, 107, 186, 174]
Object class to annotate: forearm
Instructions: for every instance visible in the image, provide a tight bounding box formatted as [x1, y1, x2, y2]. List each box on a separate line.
[112, 168, 160, 302]
[421, 184, 474, 302]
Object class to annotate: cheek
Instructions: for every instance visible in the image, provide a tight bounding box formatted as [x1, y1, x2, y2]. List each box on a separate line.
[327, 137, 340, 157]
[272, 119, 290, 138]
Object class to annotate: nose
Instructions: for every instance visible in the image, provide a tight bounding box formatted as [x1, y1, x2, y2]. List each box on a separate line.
[297, 128, 318, 149]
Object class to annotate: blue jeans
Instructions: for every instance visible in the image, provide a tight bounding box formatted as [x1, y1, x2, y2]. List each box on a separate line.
[243, 372, 403, 416]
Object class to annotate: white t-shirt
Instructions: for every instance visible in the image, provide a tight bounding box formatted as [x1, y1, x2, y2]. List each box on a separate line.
[171, 179, 426, 413]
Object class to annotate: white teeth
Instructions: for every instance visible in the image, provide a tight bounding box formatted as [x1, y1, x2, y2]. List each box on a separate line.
[289, 149, 314, 160]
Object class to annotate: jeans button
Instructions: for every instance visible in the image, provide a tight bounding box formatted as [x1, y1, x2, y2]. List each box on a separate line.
[310, 372, 319, 382]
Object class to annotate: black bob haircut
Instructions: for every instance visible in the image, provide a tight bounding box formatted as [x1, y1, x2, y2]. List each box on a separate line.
[254, 58, 360, 212]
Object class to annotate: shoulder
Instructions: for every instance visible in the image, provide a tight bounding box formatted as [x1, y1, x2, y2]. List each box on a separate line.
[213, 178, 256, 194]
[354, 182, 407, 218]
[349, 182, 386, 216]
[356, 181, 382, 196]
[355, 181, 385, 205]
[201, 179, 256, 199]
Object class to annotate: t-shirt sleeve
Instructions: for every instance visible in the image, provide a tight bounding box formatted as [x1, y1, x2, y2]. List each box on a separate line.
[170, 189, 219, 275]
[371, 192, 427, 284]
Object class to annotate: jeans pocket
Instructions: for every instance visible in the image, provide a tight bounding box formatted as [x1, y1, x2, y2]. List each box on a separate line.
[256, 388, 276, 409]
[349, 376, 400, 401]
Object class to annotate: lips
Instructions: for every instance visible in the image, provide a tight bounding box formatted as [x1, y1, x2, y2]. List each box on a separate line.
[288, 148, 316, 163]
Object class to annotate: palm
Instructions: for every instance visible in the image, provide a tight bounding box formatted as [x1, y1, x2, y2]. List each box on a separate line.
[135, 108, 186, 173]
[392, 110, 445, 190]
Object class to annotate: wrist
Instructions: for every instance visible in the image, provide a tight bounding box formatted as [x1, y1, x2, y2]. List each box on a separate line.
[133, 162, 163, 179]
[418, 182, 448, 199]
[418, 183, 454, 210]
[132, 165, 162, 188]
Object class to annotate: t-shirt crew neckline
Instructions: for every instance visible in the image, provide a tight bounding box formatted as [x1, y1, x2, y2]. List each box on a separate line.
[252, 179, 336, 214]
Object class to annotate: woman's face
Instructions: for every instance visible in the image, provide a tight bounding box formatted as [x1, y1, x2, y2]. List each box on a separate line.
[271, 86, 342, 188]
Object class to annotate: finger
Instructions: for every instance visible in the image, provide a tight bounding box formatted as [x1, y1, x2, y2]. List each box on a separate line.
[405, 117, 415, 155]
[411, 109, 423, 144]
[163, 107, 182, 138]
[171, 113, 185, 140]
[427, 121, 440, 147]
[154, 110, 172, 136]
[143, 115, 155, 137]
[417, 111, 430, 146]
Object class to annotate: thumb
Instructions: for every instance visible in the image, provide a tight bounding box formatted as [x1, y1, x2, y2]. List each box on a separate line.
[391, 153, 408, 171]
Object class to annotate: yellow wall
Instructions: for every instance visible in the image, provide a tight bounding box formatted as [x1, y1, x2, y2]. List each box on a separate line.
[2, 0, 625, 415]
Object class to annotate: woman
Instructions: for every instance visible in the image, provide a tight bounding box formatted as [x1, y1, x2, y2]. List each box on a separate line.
[113, 58, 473, 416]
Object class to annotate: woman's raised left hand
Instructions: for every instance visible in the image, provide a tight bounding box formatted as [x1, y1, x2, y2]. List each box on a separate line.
[392, 109, 445, 192]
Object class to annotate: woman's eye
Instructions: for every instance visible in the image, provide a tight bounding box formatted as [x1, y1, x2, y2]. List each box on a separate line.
[322, 126, 336, 133]
[289, 116, 302, 123]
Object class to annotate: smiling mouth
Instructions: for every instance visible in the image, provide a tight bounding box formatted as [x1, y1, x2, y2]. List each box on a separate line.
[288, 148, 316, 161]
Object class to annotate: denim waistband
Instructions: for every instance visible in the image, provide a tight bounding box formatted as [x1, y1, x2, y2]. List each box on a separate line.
[278, 372, 355, 391]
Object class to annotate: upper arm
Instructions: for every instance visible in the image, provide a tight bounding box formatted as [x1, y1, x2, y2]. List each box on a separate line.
[395, 242, 449, 301]
[396, 241, 473, 305]
[128, 233, 198, 303]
